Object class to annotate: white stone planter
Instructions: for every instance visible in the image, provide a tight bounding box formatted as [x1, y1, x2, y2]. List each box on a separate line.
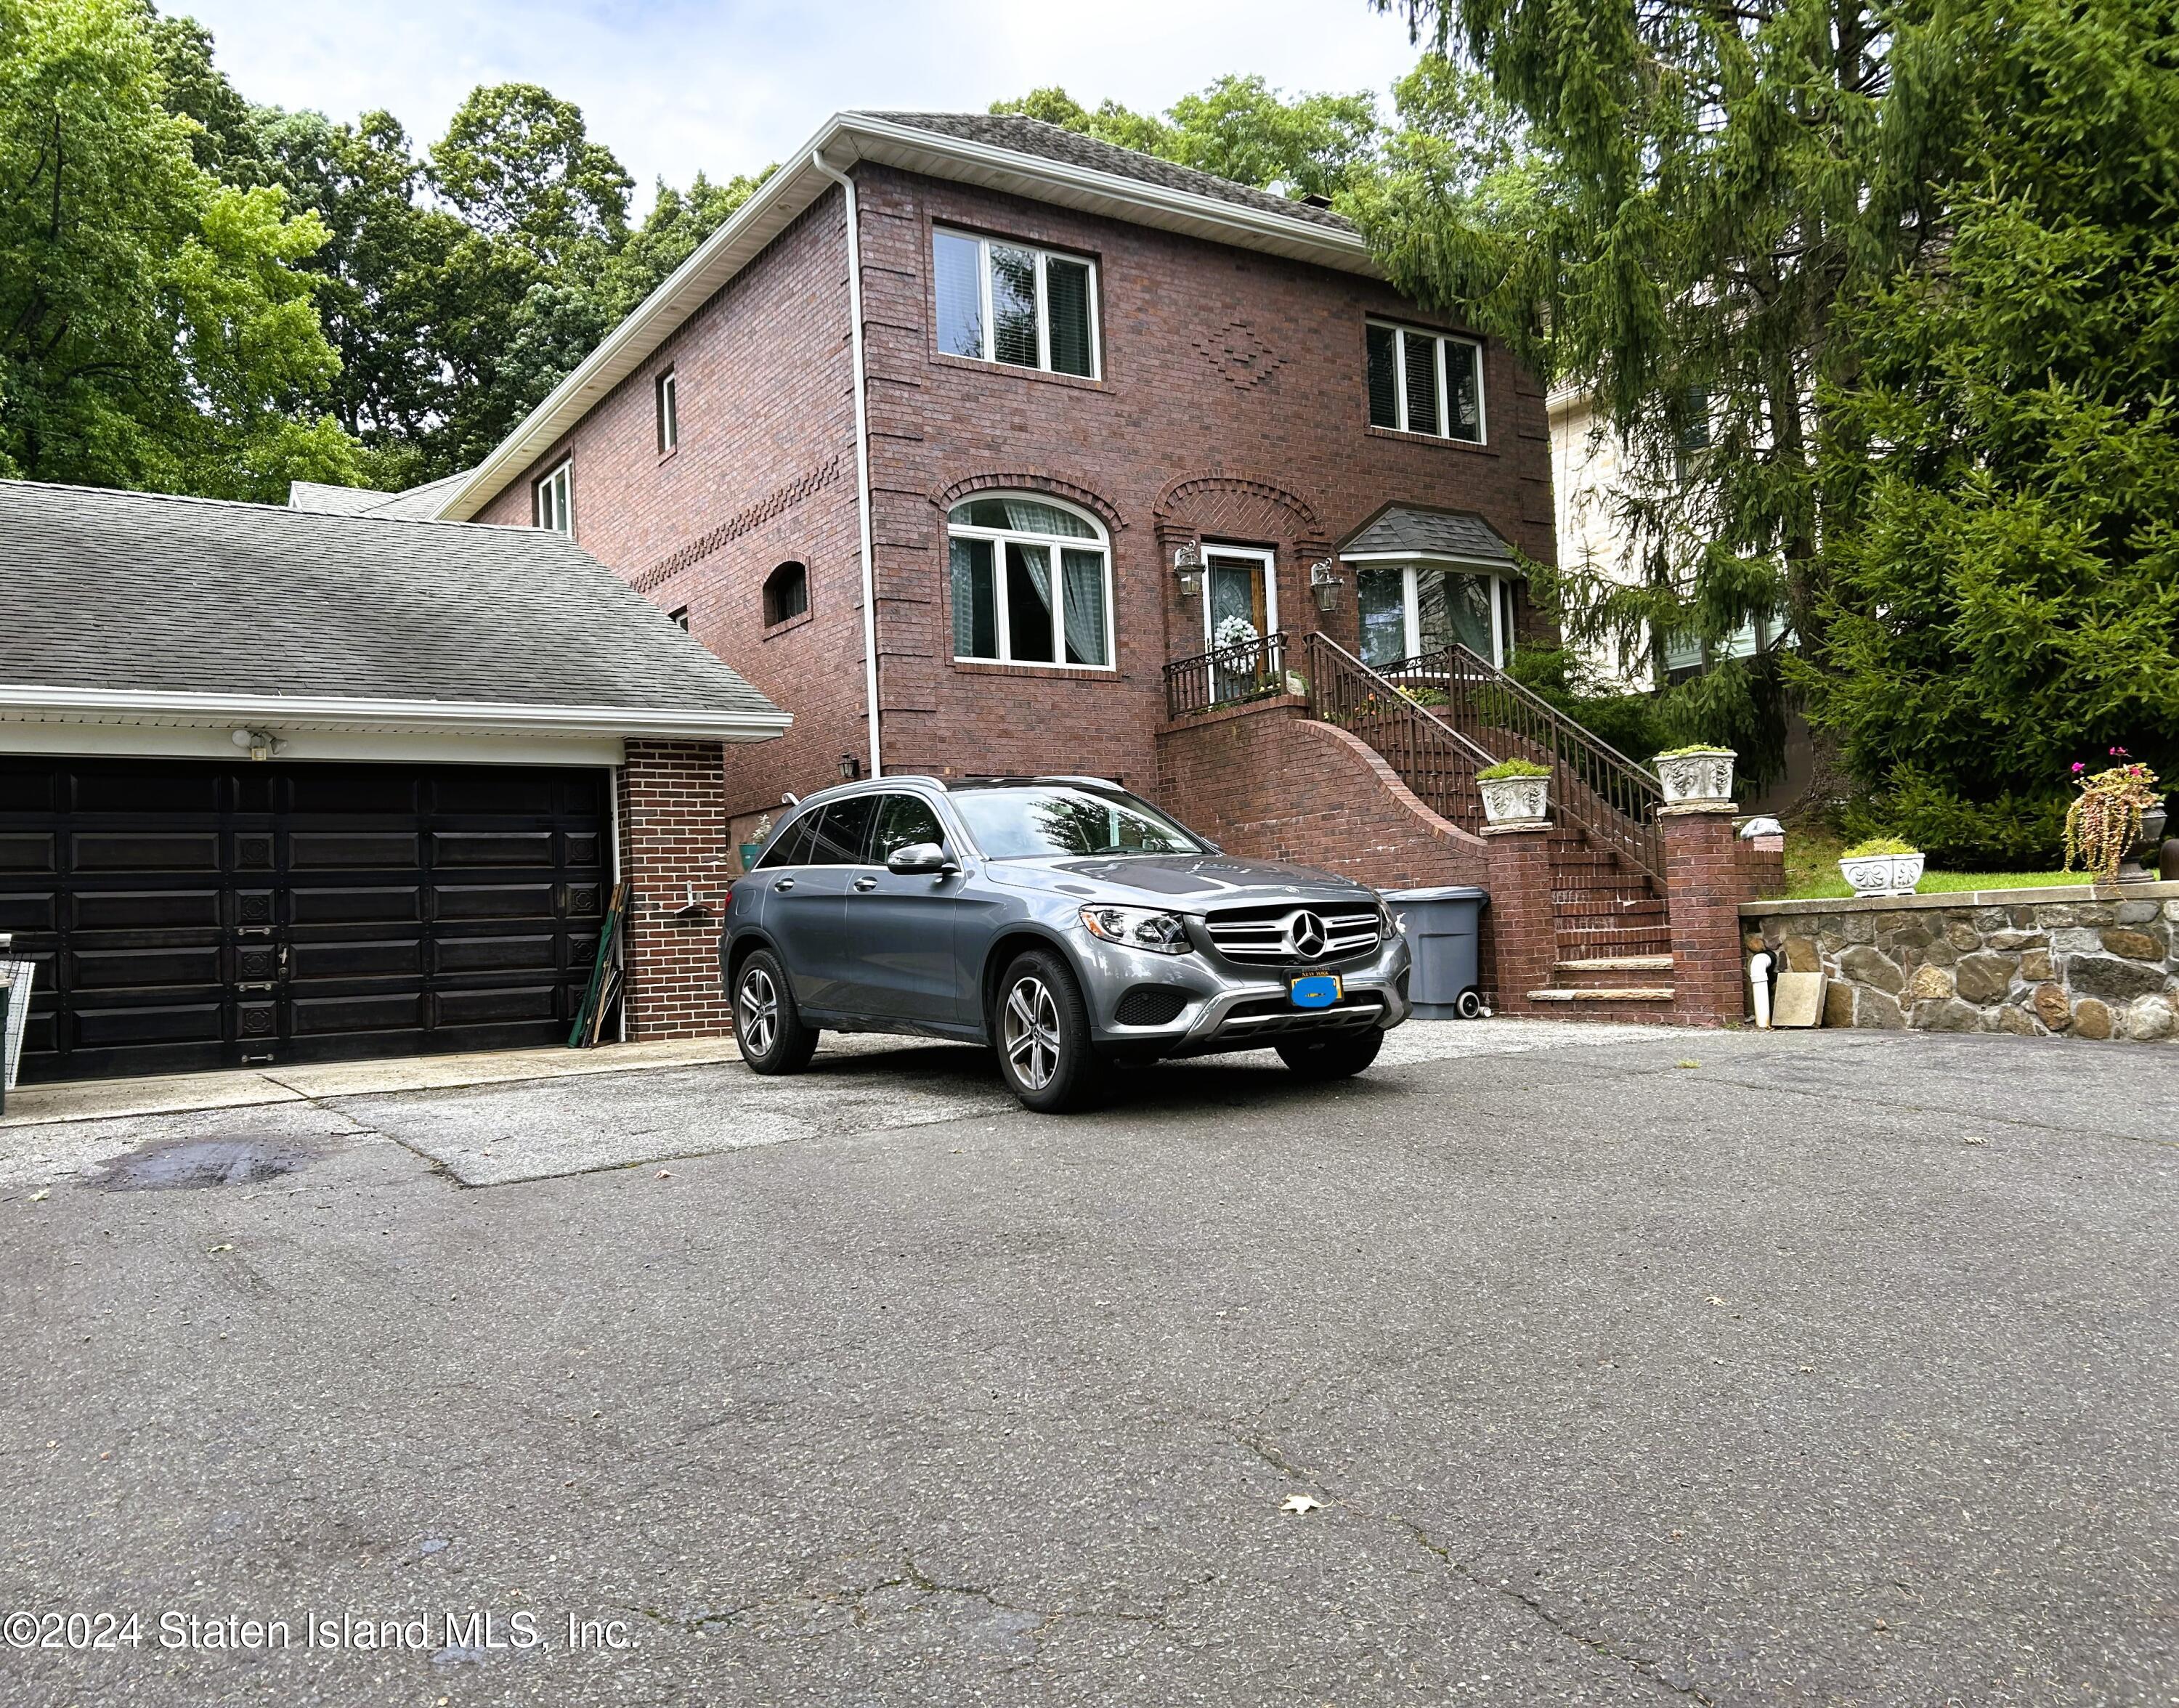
[1478, 773, 1549, 829]
[1838, 851, 1926, 897]
[1654, 747, 1737, 807]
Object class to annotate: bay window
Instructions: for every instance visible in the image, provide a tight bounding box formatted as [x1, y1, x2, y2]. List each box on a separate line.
[1366, 321, 1485, 443]
[933, 229, 1099, 378]
[948, 495, 1113, 668]
[1354, 560, 1512, 667]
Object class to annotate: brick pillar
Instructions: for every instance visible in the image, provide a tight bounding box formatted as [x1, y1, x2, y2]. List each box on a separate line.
[620, 739, 733, 1040]
[1661, 802, 1750, 1026]
[1482, 822, 1557, 1013]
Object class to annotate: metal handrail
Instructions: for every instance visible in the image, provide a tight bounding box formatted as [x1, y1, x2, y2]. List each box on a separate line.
[1163, 630, 1292, 720]
[1302, 633, 1496, 834]
[1376, 643, 1665, 879]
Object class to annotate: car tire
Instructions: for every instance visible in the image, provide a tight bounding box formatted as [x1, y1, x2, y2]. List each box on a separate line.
[733, 948, 818, 1075]
[993, 948, 1106, 1113]
[1276, 1028, 1385, 1081]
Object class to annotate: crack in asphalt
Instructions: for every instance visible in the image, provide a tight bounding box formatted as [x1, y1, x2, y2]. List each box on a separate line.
[1225, 1416, 1721, 1705]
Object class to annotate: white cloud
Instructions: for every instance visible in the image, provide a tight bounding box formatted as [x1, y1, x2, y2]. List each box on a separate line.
[171, 0, 1424, 208]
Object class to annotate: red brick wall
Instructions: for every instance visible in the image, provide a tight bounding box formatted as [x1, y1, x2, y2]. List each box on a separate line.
[473, 193, 873, 826]
[471, 161, 1556, 820]
[1662, 806, 1751, 1026]
[1482, 826, 1559, 1014]
[1153, 696, 1490, 889]
[619, 740, 731, 1038]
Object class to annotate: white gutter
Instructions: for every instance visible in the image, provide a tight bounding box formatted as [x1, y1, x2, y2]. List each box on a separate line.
[0, 685, 792, 744]
[809, 149, 882, 779]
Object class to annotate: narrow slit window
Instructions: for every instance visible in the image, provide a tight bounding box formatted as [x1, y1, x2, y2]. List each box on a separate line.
[655, 369, 678, 453]
[533, 460, 572, 533]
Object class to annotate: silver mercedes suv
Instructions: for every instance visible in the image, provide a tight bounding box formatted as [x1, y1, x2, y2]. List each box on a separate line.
[719, 775, 1411, 1112]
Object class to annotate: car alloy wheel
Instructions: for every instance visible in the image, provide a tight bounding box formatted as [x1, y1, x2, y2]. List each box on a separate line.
[737, 964, 780, 1058]
[1002, 973, 1063, 1091]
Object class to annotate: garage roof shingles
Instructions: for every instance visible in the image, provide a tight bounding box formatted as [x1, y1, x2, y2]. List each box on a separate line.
[0, 481, 779, 718]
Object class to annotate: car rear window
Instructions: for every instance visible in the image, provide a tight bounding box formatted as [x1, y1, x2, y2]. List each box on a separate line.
[808, 795, 878, 865]
[952, 786, 1204, 858]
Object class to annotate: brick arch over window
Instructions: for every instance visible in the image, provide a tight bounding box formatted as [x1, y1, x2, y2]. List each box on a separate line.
[933, 472, 1126, 536]
[1153, 472, 1331, 562]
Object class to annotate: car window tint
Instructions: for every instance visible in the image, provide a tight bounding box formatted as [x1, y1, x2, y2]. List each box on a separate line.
[753, 811, 819, 869]
[870, 793, 946, 863]
[809, 795, 878, 865]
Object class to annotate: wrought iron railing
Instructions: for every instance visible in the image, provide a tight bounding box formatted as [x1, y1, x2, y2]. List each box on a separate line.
[1163, 630, 1292, 720]
[1373, 643, 1665, 880]
[1302, 633, 1496, 834]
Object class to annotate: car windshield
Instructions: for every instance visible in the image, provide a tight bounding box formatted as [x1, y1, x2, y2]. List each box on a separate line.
[952, 786, 1206, 859]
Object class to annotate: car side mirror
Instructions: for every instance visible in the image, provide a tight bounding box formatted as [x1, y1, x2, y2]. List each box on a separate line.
[886, 842, 955, 875]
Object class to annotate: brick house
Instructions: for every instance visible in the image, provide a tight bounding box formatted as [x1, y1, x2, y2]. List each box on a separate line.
[400, 110, 1761, 1033]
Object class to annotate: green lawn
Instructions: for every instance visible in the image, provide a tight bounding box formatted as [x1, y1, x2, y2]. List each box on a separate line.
[1779, 825, 2080, 900]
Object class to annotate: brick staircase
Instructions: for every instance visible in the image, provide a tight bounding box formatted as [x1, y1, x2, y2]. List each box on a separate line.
[1533, 826, 1675, 1007]
[1295, 633, 1681, 1013]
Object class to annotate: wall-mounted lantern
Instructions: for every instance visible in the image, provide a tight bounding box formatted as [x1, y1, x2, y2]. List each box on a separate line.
[1172, 540, 1205, 599]
[1309, 558, 1345, 614]
[839, 752, 863, 782]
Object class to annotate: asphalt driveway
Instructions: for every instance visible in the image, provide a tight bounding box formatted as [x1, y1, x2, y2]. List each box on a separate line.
[2, 1021, 2172, 1706]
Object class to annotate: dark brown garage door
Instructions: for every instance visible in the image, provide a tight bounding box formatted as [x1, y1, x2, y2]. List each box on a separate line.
[0, 757, 609, 1083]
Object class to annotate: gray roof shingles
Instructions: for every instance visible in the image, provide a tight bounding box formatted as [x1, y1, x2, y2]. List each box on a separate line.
[1341, 505, 1517, 565]
[0, 481, 782, 720]
[856, 112, 1359, 236]
[288, 471, 469, 520]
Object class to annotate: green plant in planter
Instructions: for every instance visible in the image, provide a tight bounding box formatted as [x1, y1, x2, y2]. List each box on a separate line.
[1477, 758, 1551, 781]
[2063, 752, 2162, 883]
[1840, 837, 1919, 858]
[1655, 743, 1733, 759]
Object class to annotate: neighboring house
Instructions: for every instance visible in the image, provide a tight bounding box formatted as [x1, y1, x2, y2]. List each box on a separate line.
[0, 481, 784, 1082]
[410, 110, 1559, 858]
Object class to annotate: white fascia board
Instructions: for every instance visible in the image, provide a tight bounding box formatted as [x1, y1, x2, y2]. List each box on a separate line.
[434, 113, 1377, 524]
[0, 686, 792, 745]
[0, 721, 628, 769]
[1339, 549, 1516, 569]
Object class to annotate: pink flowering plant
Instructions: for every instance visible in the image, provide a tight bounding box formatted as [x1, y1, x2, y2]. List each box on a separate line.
[2061, 749, 2163, 883]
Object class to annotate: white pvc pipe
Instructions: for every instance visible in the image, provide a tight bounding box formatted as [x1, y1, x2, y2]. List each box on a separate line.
[1748, 951, 1774, 1029]
[811, 150, 881, 778]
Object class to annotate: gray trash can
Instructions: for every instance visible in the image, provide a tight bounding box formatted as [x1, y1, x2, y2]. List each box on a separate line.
[1382, 886, 1488, 1020]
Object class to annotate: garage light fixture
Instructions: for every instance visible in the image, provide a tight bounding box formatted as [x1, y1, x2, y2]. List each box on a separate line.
[230, 728, 280, 762]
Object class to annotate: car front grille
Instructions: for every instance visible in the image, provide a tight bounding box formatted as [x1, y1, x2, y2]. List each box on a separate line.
[1203, 901, 1384, 966]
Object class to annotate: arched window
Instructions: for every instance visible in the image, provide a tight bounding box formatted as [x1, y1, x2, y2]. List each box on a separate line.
[763, 561, 809, 627]
[946, 495, 1112, 668]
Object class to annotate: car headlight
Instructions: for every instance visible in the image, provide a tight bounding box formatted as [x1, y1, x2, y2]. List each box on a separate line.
[1079, 903, 1193, 956]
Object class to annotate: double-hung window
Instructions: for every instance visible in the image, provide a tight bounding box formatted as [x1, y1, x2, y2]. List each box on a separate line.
[533, 460, 573, 533]
[947, 495, 1113, 669]
[1366, 321, 1485, 442]
[933, 229, 1099, 378]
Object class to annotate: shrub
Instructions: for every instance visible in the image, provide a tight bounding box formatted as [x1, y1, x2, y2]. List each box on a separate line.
[1840, 837, 1919, 858]
[1477, 758, 1551, 780]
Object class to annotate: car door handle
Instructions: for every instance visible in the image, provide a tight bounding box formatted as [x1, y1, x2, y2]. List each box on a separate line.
[852, 876, 878, 892]
[772, 877, 795, 892]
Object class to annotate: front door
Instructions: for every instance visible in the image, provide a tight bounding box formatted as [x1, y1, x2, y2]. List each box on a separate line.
[1204, 548, 1277, 653]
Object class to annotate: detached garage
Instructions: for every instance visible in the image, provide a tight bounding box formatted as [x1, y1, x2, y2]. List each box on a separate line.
[0, 481, 787, 1083]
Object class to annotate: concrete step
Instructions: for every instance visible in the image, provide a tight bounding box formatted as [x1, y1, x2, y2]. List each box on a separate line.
[1527, 985, 1676, 1003]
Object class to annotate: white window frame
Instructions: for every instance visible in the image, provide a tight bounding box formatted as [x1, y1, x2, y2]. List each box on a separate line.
[656, 367, 678, 454]
[1368, 320, 1487, 444]
[948, 495, 1116, 671]
[1344, 553, 1508, 667]
[938, 229, 1101, 381]
[533, 460, 573, 534]
[1201, 545, 1280, 651]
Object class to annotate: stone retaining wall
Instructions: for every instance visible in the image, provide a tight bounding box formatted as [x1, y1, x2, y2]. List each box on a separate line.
[1740, 882, 2179, 1041]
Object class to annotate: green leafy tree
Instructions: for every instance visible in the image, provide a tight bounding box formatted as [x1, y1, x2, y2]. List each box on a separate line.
[1801, 0, 2179, 863]
[0, 0, 358, 498]
[429, 83, 632, 272]
[994, 74, 1384, 202]
[1355, 0, 1949, 783]
[604, 168, 771, 320]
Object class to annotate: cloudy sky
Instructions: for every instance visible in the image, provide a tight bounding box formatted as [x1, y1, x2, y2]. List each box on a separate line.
[176, 0, 1425, 209]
